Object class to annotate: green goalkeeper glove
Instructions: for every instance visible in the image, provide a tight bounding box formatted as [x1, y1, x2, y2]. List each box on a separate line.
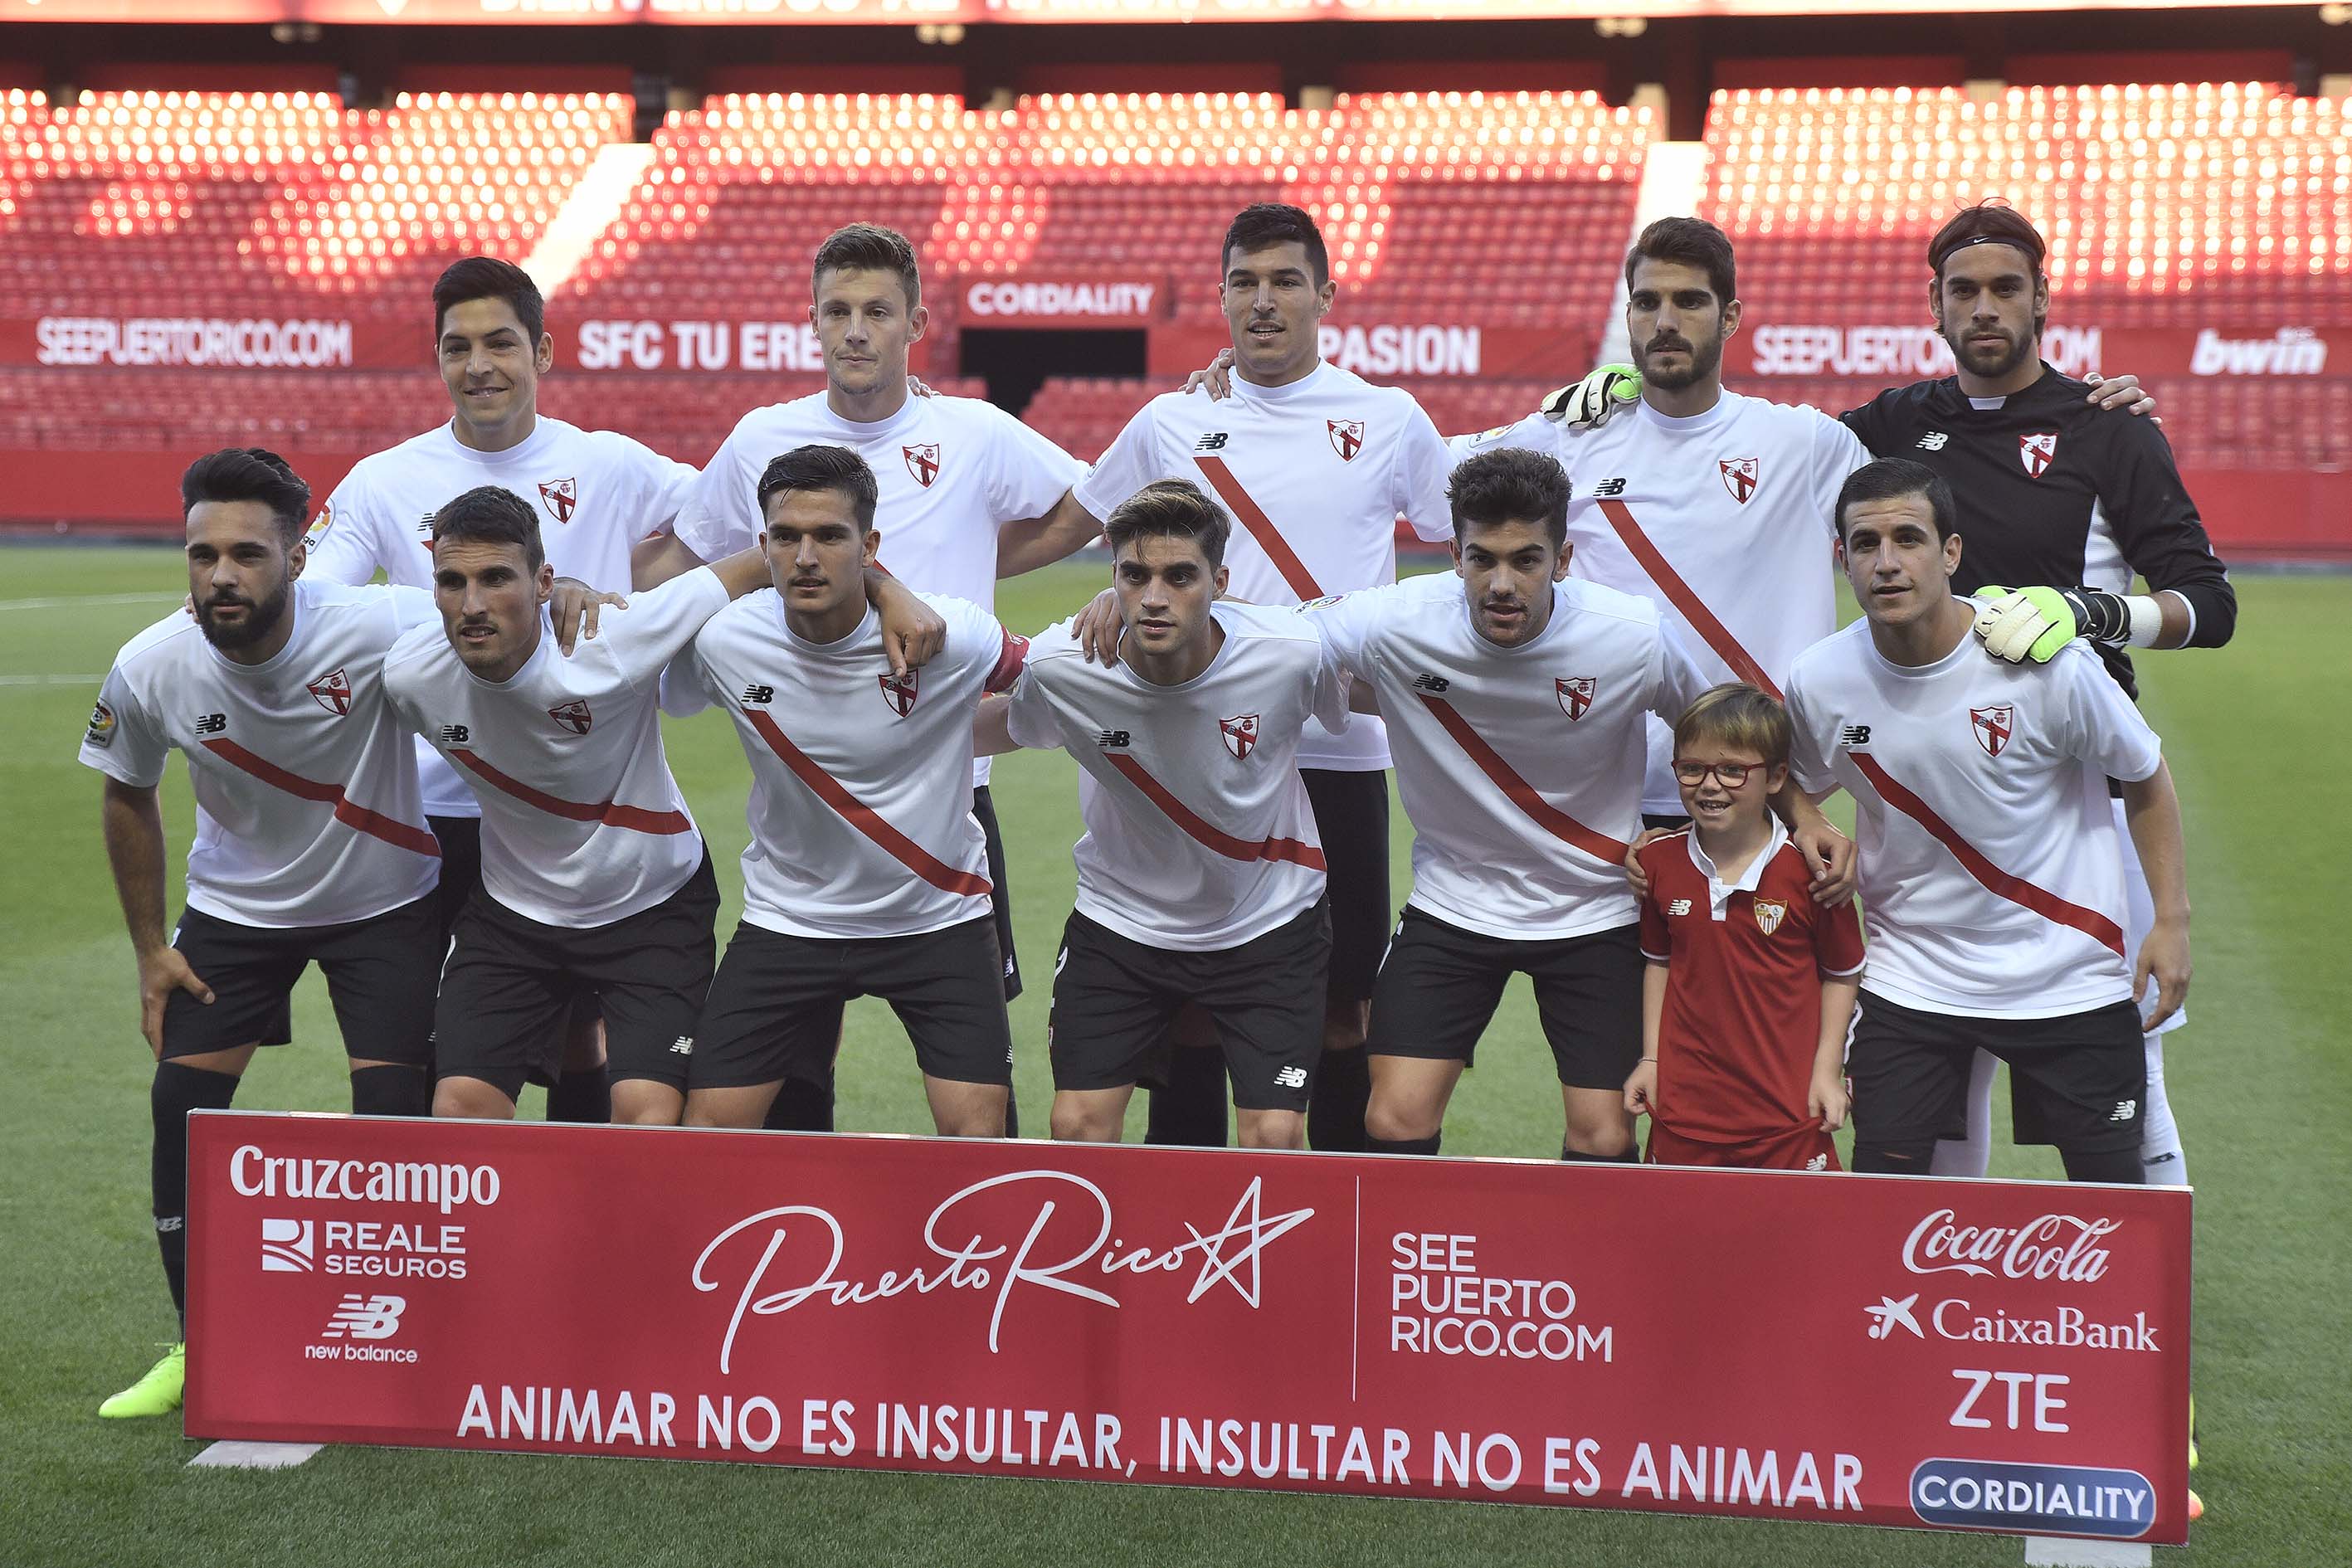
[1973, 585, 2131, 664]
[1539, 363, 1641, 431]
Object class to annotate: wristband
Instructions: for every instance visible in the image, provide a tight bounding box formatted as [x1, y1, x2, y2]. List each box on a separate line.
[2125, 593, 2165, 648]
[2062, 586, 2133, 645]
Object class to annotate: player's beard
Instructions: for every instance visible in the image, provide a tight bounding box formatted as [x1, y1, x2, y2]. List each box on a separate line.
[1637, 330, 1722, 392]
[1941, 314, 2042, 379]
[195, 577, 291, 652]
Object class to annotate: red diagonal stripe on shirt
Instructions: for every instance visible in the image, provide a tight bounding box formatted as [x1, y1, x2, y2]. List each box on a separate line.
[1595, 498, 1780, 698]
[743, 709, 991, 898]
[1416, 694, 1631, 866]
[1103, 753, 1327, 871]
[1849, 752, 2126, 956]
[1192, 454, 1326, 601]
[201, 738, 441, 858]
[447, 747, 691, 835]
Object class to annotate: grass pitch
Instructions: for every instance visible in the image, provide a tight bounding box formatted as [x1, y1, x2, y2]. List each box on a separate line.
[2, 549, 2345, 1566]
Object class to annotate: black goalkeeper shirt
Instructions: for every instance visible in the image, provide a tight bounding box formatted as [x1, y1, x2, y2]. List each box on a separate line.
[1840, 364, 2237, 701]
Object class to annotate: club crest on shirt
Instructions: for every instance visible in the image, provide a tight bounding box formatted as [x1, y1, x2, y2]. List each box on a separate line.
[538, 477, 578, 524]
[1327, 419, 1365, 462]
[1718, 456, 1759, 504]
[1220, 713, 1261, 761]
[548, 699, 593, 736]
[1752, 898, 1788, 937]
[306, 667, 353, 717]
[879, 669, 920, 717]
[904, 443, 941, 488]
[2018, 431, 2058, 478]
[1970, 703, 2014, 757]
[1556, 676, 1595, 720]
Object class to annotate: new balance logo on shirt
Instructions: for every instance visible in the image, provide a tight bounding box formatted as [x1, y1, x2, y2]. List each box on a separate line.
[1916, 431, 1950, 452]
[1095, 728, 1132, 750]
[1839, 723, 1872, 747]
[1668, 898, 1694, 916]
[439, 724, 470, 745]
[1590, 477, 1628, 498]
[741, 683, 775, 705]
[193, 712, 227, 735]
[1194, 432, 1230, 452]
[1411, 674, 1451, 694]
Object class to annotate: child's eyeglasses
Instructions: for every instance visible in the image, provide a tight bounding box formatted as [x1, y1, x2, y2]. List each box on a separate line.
[1673, 760, 1755, 788]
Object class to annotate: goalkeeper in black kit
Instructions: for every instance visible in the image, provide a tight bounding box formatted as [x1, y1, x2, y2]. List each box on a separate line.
[1836, 201, 2235, 1189]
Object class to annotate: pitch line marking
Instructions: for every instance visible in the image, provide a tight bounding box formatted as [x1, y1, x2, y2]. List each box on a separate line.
[0, 673, 109, 686]
[188, 1440, 322, 1470]
[0, 592, 180, 611]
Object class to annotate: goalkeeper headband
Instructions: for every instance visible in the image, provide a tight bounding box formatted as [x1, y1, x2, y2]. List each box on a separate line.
[1932, 231, 2047, 271]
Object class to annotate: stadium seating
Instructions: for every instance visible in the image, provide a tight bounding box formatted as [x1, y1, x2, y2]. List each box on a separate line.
[562, 90, 1652, 332]
[0, 90, 629, 317]
[1704, 83, 2352, 326]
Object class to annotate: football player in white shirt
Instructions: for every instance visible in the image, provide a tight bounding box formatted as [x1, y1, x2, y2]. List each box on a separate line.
[1303, 447, 1750, 1162]
[1010, 202, 1458, 1154]
[1785, 460, 2190, 1185]
[645, 222, 1087, 1133]
[84, 450, 439, 1419]
[976, 480, 1352, 1152]
[668, 446, 1028, 1137]
[386, 486, 941, 1127]
[303, 256, 702, 1124]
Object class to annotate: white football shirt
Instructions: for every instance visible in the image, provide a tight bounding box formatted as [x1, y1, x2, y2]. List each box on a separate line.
[382, 568, 729, 929]
[1454, 392, 1872, 812]
[79, 581, 441, 929]
[1006, 602, 1351, 951]
[1074, 360, 1455, 772]
[1302, 572, 1710, 941]
[1786, 623, 2165, 1020]
[303, 415, 697, 817]
[678, 390, 1083, 786]
[668, 592, 1028, 940]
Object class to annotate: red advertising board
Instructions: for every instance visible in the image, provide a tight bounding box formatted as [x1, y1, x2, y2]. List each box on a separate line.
[0, 1, 2292, 22]
[1735, 322, 2348, 382]
[1148, 321, 1592, 381]
[960, 274, 1166, 329]
[186, 1111, 2191, 1545]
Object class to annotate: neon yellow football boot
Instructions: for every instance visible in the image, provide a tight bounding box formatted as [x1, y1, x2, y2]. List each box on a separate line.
[98, 1342, 185, 1419]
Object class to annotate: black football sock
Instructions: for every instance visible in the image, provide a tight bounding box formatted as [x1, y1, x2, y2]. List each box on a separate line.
[546, 1065, 611, 1125]
[1852, 1139, 1936, 1175]
[1307, 1046, 1371, 1153]
[1145, 1049, 1229, 1147]
[2060, 1146, 2145, 1185]
[765, 1074, 835, 1133]
[1560, 1142, 1639, 1163]
[348, 1064, 429, 1118]
[1366, 1132, 1441, 1156]
[1002, 1085, 1020, 1139]
[152, 1062, 240, 1334]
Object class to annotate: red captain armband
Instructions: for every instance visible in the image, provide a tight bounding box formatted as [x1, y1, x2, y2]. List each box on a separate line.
[986, 629, 1030, 694]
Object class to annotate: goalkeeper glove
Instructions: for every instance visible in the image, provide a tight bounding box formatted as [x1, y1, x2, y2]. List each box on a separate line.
[1972, 585, 2132, 664]
[1540, 363, 1641, 431]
